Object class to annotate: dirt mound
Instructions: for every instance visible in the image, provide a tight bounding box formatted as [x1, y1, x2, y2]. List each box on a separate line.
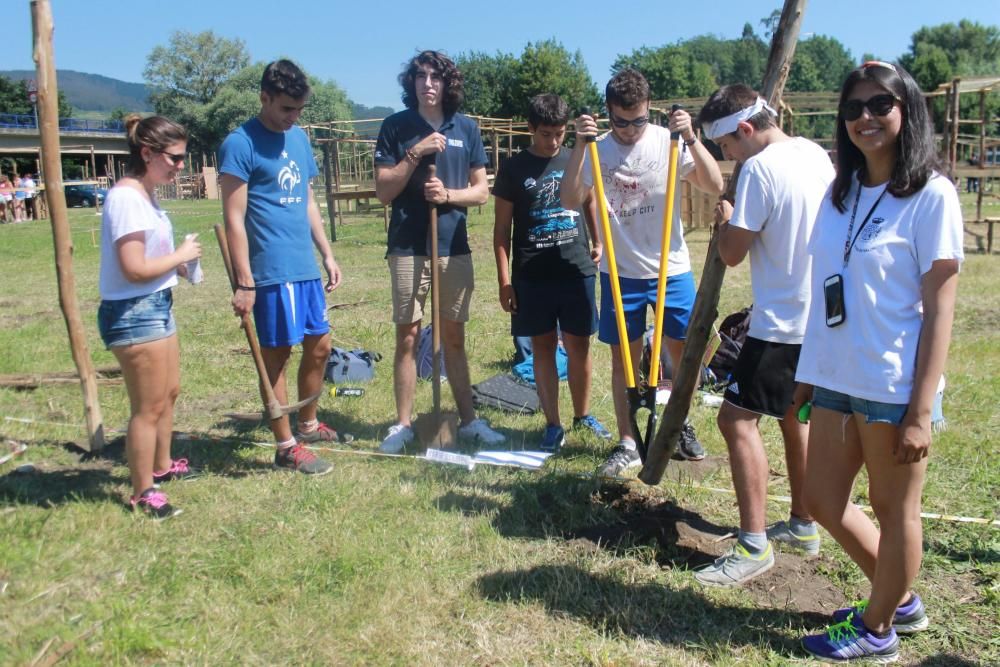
[570, 482, 851, 615]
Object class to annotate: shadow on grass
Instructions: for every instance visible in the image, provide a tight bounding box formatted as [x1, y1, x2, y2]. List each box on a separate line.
[477, 564, 828, 657]
[0, 465, 120, 507]
[436, 474, 731, 570]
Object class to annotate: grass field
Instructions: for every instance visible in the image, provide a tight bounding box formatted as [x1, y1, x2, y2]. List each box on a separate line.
[0, 197, 997, 665]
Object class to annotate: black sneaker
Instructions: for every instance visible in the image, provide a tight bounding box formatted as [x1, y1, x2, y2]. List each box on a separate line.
[599, 440, 642, 477]
[674, 421, 706, 461]
[152, 458, 200, 486]
[274, 442, 333, 475]
[130, 488, 182, 521]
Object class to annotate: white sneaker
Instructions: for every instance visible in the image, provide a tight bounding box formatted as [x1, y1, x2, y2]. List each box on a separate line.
[458, 418, 505, 445]
[766, 520, 821, 556]
[379, 423, 415, 453]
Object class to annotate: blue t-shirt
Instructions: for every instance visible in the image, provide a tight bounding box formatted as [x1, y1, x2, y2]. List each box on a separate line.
[374, 109, 487, 257]
[218, 117, 320, 286]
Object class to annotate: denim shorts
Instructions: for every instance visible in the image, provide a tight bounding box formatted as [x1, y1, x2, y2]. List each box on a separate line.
[98, 288, 176, 348]
[812, 386, 945, 427]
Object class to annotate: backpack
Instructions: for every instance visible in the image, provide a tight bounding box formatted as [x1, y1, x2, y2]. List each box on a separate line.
[707, 306, 752, 383]
[325, 347, 381, 384]
[416, 325, 447, 380]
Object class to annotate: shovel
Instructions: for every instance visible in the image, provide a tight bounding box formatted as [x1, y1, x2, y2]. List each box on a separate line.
[214, 223, 320, 422]
[413, 165, 459, 448]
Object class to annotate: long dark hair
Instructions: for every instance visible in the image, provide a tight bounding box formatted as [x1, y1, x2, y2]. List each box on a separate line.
[398, 50, 464, 116]
[831, 62, 940, 212]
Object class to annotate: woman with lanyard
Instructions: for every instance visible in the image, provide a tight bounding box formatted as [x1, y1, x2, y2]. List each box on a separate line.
[794, 62, 963, 662]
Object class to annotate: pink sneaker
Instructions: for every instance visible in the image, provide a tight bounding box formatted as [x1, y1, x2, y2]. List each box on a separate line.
[130, 488, 182, 520]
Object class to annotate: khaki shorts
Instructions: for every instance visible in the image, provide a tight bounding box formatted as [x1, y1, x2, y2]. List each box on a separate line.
[388, 253, 474, 324]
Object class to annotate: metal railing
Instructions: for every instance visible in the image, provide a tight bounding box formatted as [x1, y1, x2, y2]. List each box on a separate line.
[0, 113, 125, 133]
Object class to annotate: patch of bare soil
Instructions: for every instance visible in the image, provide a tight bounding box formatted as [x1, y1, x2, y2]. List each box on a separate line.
[570, 482, 856, 615]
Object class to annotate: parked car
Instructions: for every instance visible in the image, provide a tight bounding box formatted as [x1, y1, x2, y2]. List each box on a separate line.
[64, 183, 107, 207]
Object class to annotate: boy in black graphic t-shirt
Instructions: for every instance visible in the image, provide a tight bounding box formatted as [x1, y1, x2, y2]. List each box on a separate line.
[493, 94, 612, 452]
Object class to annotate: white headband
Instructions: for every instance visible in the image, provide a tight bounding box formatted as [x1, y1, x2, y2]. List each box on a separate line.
[702, 97, 777, 140]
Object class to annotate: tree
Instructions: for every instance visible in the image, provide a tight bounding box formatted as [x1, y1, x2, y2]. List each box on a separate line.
[514, 39, 601, 116]
[901, 20, 1000, 82]
[204, 62, 350, 150]
[144, 30, 250, 150]
[790, 35, 855, 92]
[455, 51, 520, 118]
[0, 75, 73, 118]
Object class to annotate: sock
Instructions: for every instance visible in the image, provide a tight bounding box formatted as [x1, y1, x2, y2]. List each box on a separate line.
[856, 614, 892, 638]
[789, 515, 819, 537]
[298, 419, 318, 433]
[619, 438, 637, 451]
[276, 437, 296, 451]
[738, 530, 768, 555]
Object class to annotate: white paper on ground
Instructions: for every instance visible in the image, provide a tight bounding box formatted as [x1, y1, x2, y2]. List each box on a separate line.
[473, 450, 551, 469]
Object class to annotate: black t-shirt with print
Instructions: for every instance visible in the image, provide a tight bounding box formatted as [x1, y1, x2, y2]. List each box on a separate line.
[493, 147, 595, 282]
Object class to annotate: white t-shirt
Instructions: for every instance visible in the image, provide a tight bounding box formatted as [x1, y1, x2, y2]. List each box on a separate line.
[99, 186, 178, 300]
[582, 123, 694, 279]
[795, 172, 964, 403]
[730, 138, 834, 343]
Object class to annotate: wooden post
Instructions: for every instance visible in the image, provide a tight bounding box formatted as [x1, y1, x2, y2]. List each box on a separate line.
[31, 0, 104, 451]
[321, 143, 337, 242]
[331, 139, 343, 227]
[491, 129, 499, 175]
[949, 78, 960, 177]
[640, 0, 808, 485]
[976, 90, 986, 222]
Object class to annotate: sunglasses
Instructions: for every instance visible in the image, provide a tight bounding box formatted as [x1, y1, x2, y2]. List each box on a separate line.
[608, 111, 649, 129]
[159, 151, 186, 165]
[840, 94, 897, 122]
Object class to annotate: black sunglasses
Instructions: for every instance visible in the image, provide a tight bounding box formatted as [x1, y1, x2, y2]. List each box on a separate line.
[840, 94, 897, 122]
[608, 111, 649, 129]
[159, 151, 186, 165]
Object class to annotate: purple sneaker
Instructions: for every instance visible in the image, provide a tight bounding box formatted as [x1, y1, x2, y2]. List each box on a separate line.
[832, 593, 928, 634]
[802, 613, 899, 663]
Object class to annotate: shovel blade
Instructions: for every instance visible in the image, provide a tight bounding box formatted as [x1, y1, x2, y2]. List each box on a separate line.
[414, 411, 460, 449]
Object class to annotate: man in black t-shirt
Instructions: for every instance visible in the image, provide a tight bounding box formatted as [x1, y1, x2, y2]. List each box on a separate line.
[493, 94, 612, 452]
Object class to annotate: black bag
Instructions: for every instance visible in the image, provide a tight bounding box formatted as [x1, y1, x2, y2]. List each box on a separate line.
[708, 306, 752, 381]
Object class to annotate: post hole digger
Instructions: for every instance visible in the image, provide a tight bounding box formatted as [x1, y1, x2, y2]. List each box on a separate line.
[583, 104, 685, 463]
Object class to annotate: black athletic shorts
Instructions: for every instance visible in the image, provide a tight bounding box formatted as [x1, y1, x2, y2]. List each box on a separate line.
[511, 275, 598, 338]
[723, 337, 801, 419]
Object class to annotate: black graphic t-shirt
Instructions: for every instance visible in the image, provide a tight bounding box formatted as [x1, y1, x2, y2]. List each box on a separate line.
[493, 148, 596, 282]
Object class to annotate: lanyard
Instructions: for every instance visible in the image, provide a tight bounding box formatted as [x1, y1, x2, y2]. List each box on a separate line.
[842, 181, 888, 269]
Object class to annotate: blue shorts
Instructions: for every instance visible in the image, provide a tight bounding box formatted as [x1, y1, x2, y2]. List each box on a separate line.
[598, 271, 695, 345]
[254, 279, 329, 348]
[812, 386, 946, 427]
[98, 288, 176, 348]
[511, 275, 598, 338]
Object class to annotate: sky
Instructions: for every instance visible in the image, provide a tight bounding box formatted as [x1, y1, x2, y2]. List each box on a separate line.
[7, 1, 999, 110]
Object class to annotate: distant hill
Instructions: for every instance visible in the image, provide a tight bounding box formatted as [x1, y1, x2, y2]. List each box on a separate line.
[0, 69, 152, 114]
[349, 102, 394, 138]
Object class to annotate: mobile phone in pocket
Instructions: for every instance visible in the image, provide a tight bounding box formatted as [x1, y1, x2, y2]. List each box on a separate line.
[824, 274, 845, 327]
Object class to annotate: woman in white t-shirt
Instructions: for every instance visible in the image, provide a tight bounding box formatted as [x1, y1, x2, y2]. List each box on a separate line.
[97, 114, 201, 520]
[796, 63, 963, 662]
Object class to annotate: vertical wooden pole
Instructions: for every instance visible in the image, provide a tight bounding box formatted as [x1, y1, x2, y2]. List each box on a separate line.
[31, 0, 104, 451]
[491, 129, 499, 175]
[640, 0, 808, 484]
[331, 139, 343, 227]
[321, 143, 337, 242]
[976, 90, 986, 223]
[949, 78, 960, 177]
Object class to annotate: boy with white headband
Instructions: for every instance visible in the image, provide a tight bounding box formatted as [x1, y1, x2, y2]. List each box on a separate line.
[693, 84, 834, 587]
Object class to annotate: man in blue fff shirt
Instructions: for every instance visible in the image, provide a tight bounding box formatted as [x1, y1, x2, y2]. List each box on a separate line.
[374, 50, 505, 453]
[220, 60, 345, 475]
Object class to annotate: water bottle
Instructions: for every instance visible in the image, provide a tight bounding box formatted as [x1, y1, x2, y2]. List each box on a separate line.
[330, 386, 365, 397]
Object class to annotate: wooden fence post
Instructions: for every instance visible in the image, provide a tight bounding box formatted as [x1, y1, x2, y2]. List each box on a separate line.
[640, 0, 808, 484]
[31, 0, 105, 451]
